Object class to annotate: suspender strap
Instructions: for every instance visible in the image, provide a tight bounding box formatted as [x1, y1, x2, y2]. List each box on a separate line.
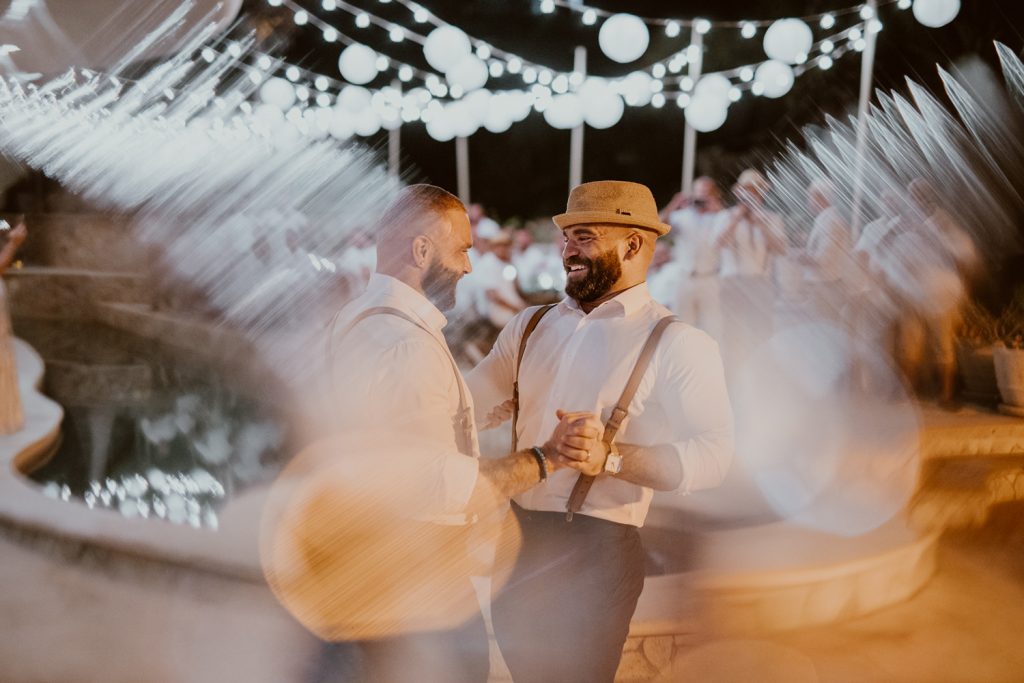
[565, 315, 679, 520]
[511, 304, 556, 452]
[328, 306, 475, 457]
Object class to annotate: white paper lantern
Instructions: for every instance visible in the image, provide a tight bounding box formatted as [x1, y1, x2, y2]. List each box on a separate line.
[446, 55, 489, 92]
[484, 99, 514, 133]
[619, 72, 653, 106]
[579, 80, 625, 129]
[424, 26, 472, 72]
[694, 73, 732, 99]
[352, 108, 381, 136]
[598, 13, 650, 64]
[338, 85, 372, 113]
[338, 44, 379, 85]
[447, 101, 480, 138]
[543, 93, 584, 129]
[426, 114, 456, 141]
[685, 92, 729, 132]
[912, 0, 960, 27]
[328, 108, 354, 140]
[763, 19, 813, 64]
[753, 60, 795, 98]
[259, 77, 296, 110]
[507, 90, 533, 122]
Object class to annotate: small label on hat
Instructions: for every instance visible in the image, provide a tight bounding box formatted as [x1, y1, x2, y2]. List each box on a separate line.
[615, 208, 632, 216]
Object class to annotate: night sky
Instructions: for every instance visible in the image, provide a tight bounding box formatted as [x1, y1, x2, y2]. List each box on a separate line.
[248, 0, 1024, 221]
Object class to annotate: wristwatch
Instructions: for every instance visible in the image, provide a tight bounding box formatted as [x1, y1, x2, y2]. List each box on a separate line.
[603, 442, 622, 475]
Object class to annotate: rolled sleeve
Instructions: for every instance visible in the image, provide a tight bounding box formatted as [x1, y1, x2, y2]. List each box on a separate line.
[657, 328, 735, 494]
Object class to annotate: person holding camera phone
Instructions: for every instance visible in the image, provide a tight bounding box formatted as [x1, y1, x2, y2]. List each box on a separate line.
[660, 176, 728, 341]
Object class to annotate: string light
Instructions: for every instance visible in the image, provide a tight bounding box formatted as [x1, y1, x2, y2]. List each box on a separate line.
[475, 43, 492, 59]
[665, 20, 680, 37]
[322, 27, 338, 42]
[818, 55, 834, 69]
[651, 93, 665, 108]
[820, 39, 835, 53]
[739, 66, 754, 82]
[652, 64, 666, 78]
[582, 9, 597, 26]
[321, 0, 336, 9]
[389, 26, 405, 41]
[293, 10, 308, 25]
[355, 12, 370, 28]
[820, 13, 836, 29]
[859, 5, 875, 20]
[675, 93, 690, 108]
[897, 0, 911, 8]
[285, 66, 301, 81]
[412, 5, 429, 22]
[694, 18, 711, 35]
[540, 0, 555, 14]
[399, 64, 413, 81]
[741, 22, 757, 38]
[489, 61, 504, 78]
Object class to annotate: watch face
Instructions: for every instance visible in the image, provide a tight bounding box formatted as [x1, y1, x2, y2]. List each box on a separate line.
[605, 453, 622, 474]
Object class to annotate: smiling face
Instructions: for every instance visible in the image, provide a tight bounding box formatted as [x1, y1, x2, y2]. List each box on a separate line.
[561, 224, 633, 303]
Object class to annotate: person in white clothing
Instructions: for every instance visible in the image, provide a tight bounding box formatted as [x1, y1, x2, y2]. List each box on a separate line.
[660, 176, 727, 340]
[802, 179, 854, 319]
[268, 185, 603, 683]
[467, 180, 734, 683]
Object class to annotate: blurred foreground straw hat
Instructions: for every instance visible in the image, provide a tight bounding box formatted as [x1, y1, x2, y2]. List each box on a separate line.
[553, 180, 671, 236]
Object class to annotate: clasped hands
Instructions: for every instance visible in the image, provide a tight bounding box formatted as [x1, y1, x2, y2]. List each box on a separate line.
[540, 409, 609, 477]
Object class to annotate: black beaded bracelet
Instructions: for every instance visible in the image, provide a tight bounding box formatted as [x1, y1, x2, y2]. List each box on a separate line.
[529, 446, 549, 482]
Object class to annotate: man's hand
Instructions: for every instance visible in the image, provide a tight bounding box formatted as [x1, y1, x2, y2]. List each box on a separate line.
[481, 399, 515, 430]
[560, 439, 609, 477]
[542, 409, 603, 469]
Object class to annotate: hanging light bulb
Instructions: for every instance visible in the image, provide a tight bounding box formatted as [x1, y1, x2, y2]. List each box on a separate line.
[398, 65, 413, 81]
[315, 76, 330, 91]
[476, 43, 492, 59]
[323, 27, 338, 42]
[201, 47, 216, 62]
[413, 6, 429, 22]
[285, 66, 301, 82]
[538, 69, 553, 85]
[257, 55, 272, 70]
[389, 27, 405, 42]
[694, 18, 711, 35]
[652, 63, 666, 78]
[739, 66, 754, 82]
[820, 39, 835, 53]
[293, 10, 308, 25]
[849, 27, 863, 40]
[897, 0, 911, 8]
[675, 93, 690, 108]
[507, 57, 523, 74]
[582, 9, 597, 26]
[489, 61, 505, 78]
[651, 93, 666, 108]
[728, 86, 742, 102]
[820, 13, 836, 29]
[540, 0, 555, 14]
[665, 20, 680, 37]
[741, 21, 757, 39]
[322, 0, 336, 9]
[860, 5, 875, 20]
[818, 55, 834, 70]
[355, 13, 370, 28]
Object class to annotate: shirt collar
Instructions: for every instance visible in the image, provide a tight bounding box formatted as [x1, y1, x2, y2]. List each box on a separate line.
[366, 273, 448, 332]
[561, 282, 653, 318]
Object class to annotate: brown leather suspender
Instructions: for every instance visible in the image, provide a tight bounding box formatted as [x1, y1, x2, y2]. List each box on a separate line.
[328, 305, 475, 457]
[564, 315, 679, 519]
[510, 304, 556, 452]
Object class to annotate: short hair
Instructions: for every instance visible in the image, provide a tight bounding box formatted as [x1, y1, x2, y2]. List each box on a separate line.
[376, 184, 465, 241]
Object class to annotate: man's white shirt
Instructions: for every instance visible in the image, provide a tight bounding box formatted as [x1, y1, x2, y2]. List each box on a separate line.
[668, 207, 726, 276]
[466, 283, 734, 527]
[326, 273, 480, 524]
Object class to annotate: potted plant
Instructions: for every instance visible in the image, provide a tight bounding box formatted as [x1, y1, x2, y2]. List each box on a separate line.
[993, 293, 1024, 416]
[956, 301, 1001, 406]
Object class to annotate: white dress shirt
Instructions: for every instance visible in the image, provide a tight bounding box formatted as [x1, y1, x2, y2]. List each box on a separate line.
[326, 273, 479, 524]
[466, 284, 734, 527]
[805, 206, 853, 283]
[668, 207, 726, 276]
[719, 210, 784, 278]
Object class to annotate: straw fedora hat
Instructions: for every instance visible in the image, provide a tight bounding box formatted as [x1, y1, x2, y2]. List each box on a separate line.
[553, 180, 671, 236]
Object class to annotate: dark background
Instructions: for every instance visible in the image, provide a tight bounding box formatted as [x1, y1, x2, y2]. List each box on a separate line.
[223, 1, 1024, 219]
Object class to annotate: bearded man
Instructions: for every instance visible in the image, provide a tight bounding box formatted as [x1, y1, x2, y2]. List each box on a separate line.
[467, 180, 735, 683]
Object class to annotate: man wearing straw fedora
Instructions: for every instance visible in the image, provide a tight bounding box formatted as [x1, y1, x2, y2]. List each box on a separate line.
[468, 180, 734, 682]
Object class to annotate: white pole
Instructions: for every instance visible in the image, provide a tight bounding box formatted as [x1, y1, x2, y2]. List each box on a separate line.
[388, 78, 401, 179]
[681, 31, 704, 195]
[569, 46, 587, 191]
[456, 136, 470, 204]
[850, 3, 879, 241]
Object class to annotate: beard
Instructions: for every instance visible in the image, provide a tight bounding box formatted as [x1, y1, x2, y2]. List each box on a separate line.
[422, 257, 462, 312]
[564, 247, 622, 303]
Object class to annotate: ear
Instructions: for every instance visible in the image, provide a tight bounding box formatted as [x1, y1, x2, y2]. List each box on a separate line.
[623, 232, 644, 260]
[412, 235, 432, 268]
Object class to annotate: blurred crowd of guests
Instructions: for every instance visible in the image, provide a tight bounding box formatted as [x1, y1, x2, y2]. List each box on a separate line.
[150, 169, 981, 407]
